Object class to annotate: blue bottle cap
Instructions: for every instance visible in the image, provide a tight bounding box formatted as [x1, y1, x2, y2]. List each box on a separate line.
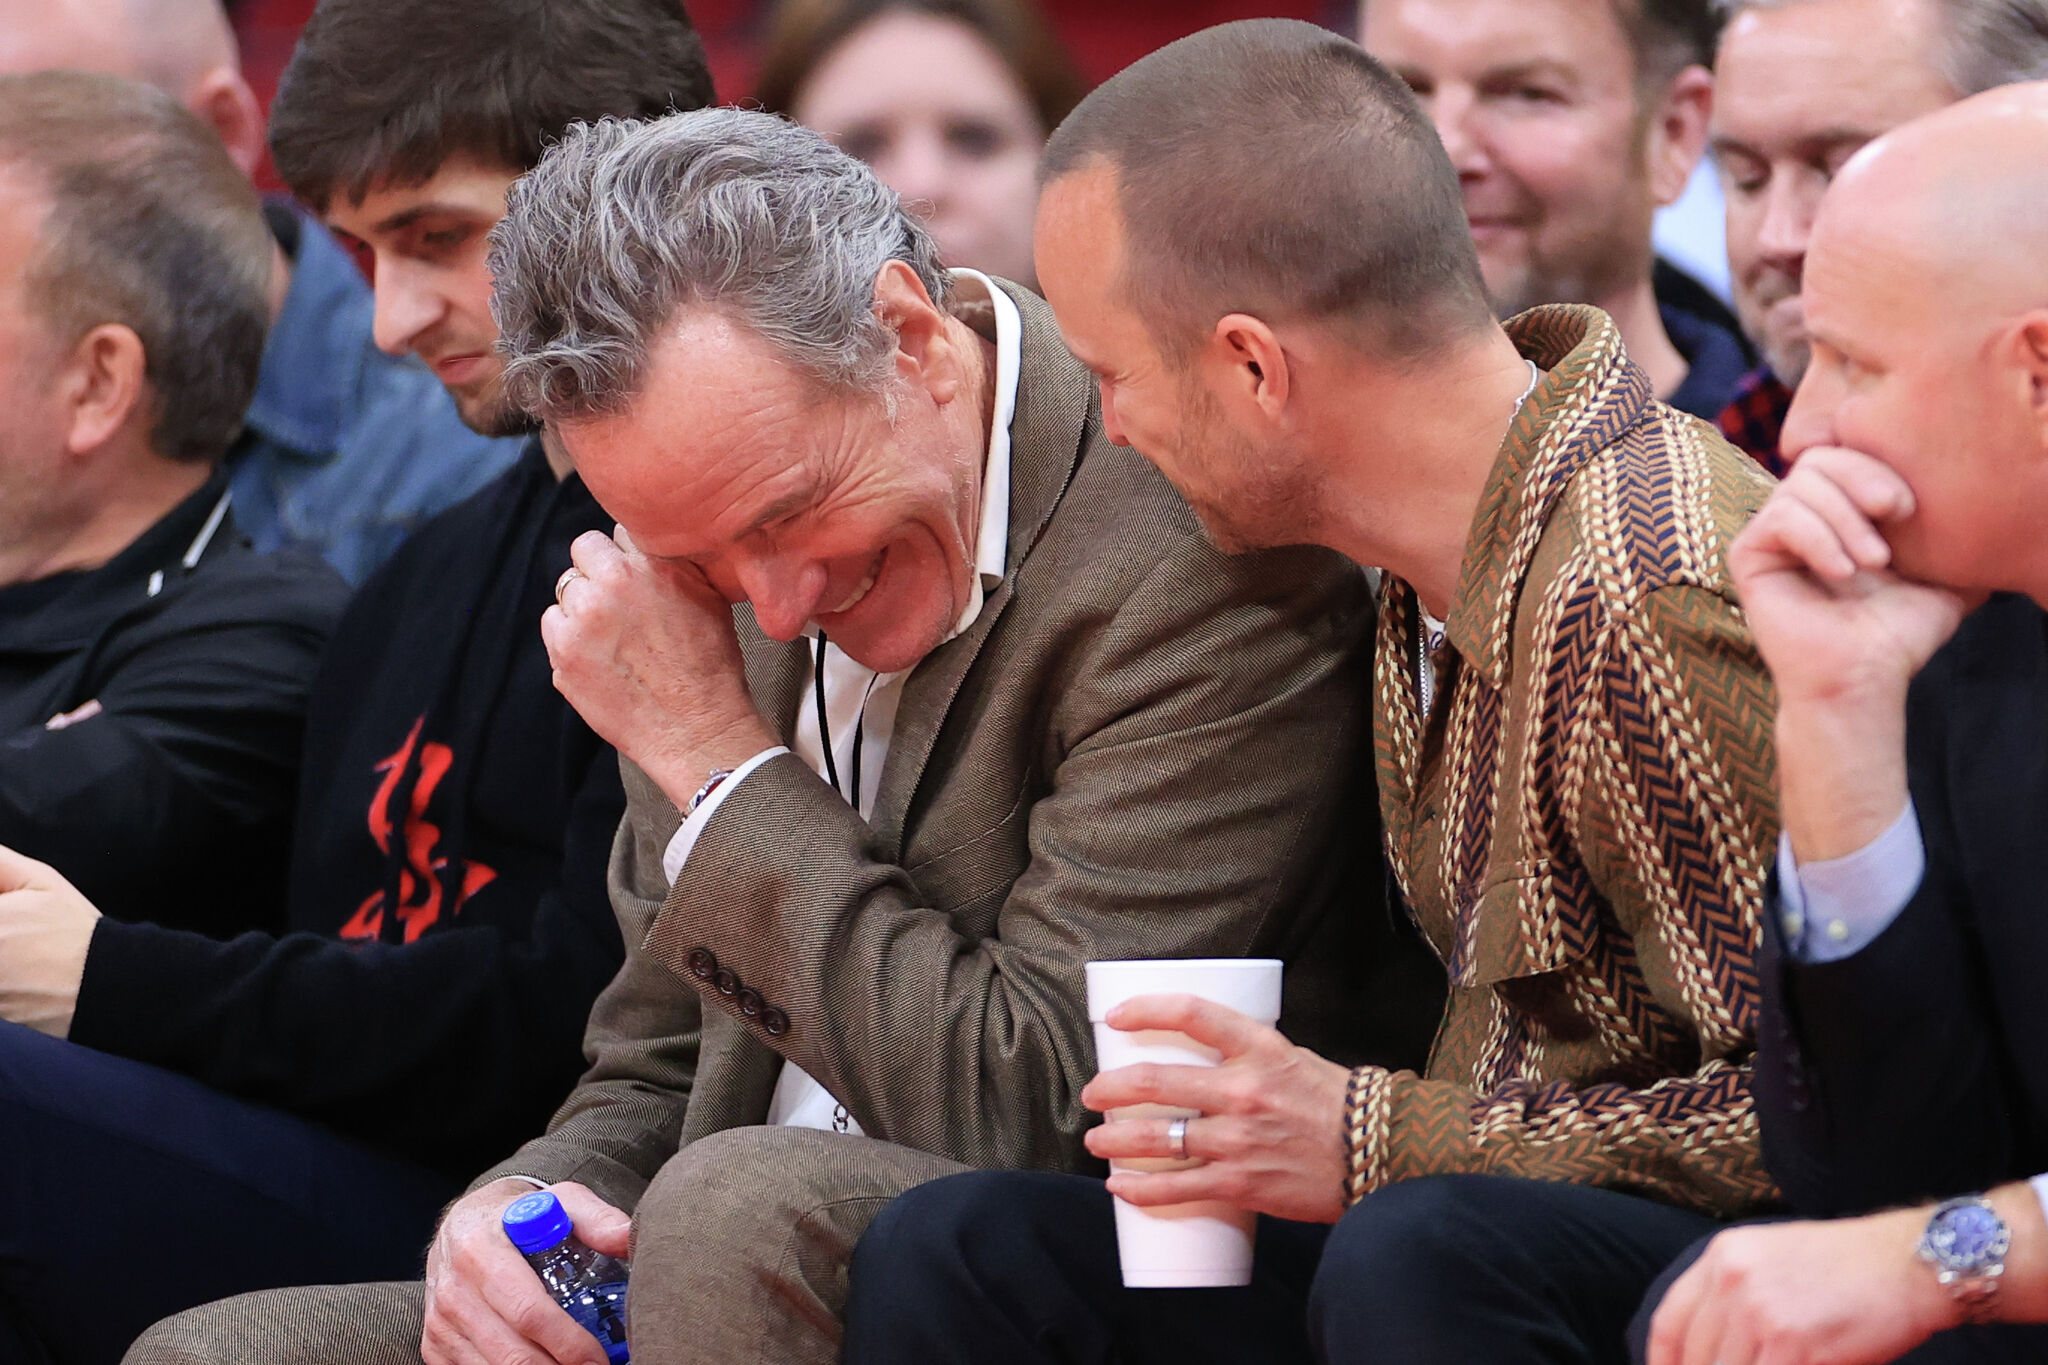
[502, 1190, 574, 1254]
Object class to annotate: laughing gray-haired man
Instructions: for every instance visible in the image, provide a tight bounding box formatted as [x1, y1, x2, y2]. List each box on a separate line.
[125, 106, 1443, 1365]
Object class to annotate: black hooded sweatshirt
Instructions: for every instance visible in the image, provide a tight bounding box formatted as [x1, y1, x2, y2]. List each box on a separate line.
[70, 441, 627, 1179]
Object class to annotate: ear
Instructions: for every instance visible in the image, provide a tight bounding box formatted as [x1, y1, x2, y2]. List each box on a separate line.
[2016, 312, 2048, 431]
[1644, 65, 1714, 208]
[873, 259, 966, 405]
[186, 68, 267, 182]
[57, 324, 150, 459]
[1199, 313, 1291, 427]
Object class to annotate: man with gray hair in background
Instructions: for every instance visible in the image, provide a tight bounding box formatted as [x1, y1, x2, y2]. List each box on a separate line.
[125, 104, 1439, 1365]
[0, 65, 350, 1357]
[0, 0, 521, 581]
[0, 66, 346, 945]
[1709, 0, 2048, 471]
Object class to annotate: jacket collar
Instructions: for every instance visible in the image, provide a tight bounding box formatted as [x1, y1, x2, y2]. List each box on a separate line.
[1441, 304, 1655, 689]
[0, 468, 238, 653]
[241, 205, 370, 464]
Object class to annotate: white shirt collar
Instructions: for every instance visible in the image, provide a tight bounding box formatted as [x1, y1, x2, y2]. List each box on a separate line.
[947, 267, 1020, 643]
[799, 268, 1020, 651]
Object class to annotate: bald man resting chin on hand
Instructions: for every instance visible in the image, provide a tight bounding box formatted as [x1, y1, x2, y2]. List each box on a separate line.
[1638, 83, 2048, 1365]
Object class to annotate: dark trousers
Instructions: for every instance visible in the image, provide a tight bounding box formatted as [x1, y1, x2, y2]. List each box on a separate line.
[844, 1170, 1721, 1364]
[1629, 1228, 2048, 1364]
[0, 1021, 460, 1365]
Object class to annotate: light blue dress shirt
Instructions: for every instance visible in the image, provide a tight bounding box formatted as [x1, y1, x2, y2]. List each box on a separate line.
[231, 205, 525, 585]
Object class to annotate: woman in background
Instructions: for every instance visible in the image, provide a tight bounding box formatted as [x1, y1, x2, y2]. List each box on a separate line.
[755, 0, 1087, 287]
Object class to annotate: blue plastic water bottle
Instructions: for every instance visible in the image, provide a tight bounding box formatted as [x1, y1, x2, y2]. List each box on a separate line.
[502, 1190, 631, 1364]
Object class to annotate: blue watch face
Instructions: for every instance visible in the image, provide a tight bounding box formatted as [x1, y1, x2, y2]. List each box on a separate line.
[1932, 1203, 2006, 1265]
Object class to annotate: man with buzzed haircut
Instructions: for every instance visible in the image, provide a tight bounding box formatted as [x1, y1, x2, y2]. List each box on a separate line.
[844, 19, 1781, 1364]
[1709, 0, 2048, 473]
[0, 0, 521, 581]
[1639, 83, 2048, 1365]
[1360, 0, 1756, 422]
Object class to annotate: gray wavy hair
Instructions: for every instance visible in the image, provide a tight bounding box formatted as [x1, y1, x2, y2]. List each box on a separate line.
[490, 107, 952, 422]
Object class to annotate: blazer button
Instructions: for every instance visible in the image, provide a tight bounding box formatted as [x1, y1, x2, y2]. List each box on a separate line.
[736, 987, 765, 1018]
[713, 968, 740, 997]
[686, 947, 717, 981]
[760, 1007, 790, 1037]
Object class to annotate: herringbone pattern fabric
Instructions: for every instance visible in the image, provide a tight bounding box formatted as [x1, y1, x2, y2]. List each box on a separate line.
[1364, 305, 1781, 1218]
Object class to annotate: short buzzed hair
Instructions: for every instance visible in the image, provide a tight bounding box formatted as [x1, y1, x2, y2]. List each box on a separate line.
[269, 0, 715, 210]
[0, 70, 270, 463]
[1041, 19, 1491, 363]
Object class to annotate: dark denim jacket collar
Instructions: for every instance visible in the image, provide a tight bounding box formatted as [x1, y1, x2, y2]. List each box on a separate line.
[242, 205, 368, 465]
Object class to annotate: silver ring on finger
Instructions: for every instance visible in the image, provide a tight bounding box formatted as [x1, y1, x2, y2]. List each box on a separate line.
[555, 566, 583, 605]
[1167, 1115, 1190, 1162]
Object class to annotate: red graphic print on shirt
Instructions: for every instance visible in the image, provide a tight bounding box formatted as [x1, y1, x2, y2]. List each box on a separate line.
[339, 717, 497, 943]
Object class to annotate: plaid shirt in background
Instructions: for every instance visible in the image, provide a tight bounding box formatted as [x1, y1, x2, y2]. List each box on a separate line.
[1716, 365, 1794, 479]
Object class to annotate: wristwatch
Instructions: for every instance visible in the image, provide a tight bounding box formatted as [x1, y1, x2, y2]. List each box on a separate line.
[684, 767, 734, 817]
[1916, 1194, 2012, 1321]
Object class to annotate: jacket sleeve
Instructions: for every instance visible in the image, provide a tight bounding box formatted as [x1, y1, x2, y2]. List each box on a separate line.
[470, 759, 704, 1208]
[67, 736, 627, 1176]
[0, 553, 347, 932]
[1755, 635, 2016, 1216]
[492, 537, 1380, 1186]
[1348, 582, 1780, 1218]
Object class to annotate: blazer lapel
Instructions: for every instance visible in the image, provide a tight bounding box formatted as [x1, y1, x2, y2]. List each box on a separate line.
[735, 602, 810, 743]
[869, 281, 1093, 859]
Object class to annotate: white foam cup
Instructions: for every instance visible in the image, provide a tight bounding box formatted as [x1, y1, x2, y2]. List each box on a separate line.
[1085, 958, 1284, 1289]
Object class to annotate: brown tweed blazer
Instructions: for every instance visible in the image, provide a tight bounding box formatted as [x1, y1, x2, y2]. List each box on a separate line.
[478, 281, 1441, 1208]
[1353, 305, 1780, 1218]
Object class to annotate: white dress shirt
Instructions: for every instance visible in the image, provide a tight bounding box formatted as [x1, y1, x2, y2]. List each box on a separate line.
[659, 270, 1022, 1134]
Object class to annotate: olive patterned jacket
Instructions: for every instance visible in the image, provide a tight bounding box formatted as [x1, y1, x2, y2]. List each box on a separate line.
[1356, 304, 1782, 1218]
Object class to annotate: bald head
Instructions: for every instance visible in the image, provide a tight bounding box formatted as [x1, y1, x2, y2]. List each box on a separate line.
[0, 0, 261, 176]
[1816, 81, 2048, 322]
[1782, 80, 2048, 597]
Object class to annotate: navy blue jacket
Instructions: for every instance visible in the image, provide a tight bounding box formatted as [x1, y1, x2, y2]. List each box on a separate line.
[1758, 593, 2048, 1216]
[0, 472, 346, 938]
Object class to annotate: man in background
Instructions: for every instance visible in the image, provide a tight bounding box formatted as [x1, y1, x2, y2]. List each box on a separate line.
[1709, 0, 2048, 472]
[1360, 0, 1755, 420]
[0, 0, 523, 582]
[0, 72, 343, 945]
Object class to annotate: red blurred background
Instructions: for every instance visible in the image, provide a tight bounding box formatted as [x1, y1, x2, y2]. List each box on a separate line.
[230, 0, 1354, 189]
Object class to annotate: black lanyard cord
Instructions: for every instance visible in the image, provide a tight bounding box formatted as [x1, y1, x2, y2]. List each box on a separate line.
[812, 632, 868, 810]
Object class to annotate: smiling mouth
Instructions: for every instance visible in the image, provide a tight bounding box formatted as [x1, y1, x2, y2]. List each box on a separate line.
[824, 554, 884, 616]
[430, 353, 488, 381]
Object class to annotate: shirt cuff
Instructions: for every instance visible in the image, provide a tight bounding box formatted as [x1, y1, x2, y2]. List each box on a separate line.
[659, 747, 789, 886]
[1776, 802, 1925, 964]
